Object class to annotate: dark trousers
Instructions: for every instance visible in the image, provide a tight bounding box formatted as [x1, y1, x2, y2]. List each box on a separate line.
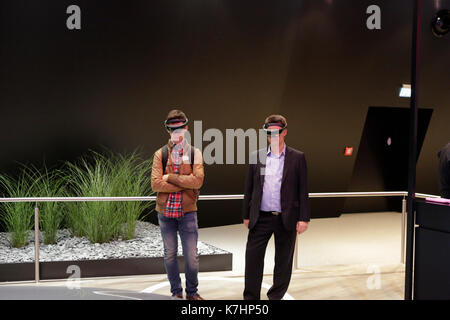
[243, 213, 297, 300]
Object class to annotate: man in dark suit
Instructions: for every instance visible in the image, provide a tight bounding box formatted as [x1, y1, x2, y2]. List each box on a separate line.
[242, 114, 310, 300]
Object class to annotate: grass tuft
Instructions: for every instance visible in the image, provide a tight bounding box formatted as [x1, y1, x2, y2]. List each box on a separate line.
[62, 147, 154, 243]
[0, 166, 36, 248]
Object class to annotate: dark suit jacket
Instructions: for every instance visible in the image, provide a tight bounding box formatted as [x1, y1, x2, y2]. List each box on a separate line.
[242, 146, 310, 231]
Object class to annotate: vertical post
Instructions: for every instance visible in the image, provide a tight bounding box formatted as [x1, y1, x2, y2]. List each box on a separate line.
[34, 204, 40, 283]
[294, 235, 299, 270]
[401, 197, 407, 264]
[405, 0, 421, 301]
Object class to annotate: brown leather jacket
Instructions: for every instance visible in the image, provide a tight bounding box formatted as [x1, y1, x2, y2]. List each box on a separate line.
[151, 140, 204, 214]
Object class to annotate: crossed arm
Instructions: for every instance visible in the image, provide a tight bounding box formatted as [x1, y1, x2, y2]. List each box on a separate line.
[151, 148, 204, 192]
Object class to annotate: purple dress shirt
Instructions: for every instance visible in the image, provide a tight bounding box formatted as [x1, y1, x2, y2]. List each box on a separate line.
[260, 145, 286, 212]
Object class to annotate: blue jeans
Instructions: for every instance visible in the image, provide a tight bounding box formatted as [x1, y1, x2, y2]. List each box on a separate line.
[157, 211, 199, 296]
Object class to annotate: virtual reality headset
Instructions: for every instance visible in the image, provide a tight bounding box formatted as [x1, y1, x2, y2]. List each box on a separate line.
[263, 122, 287, 136]
[164, 118, 189, 132]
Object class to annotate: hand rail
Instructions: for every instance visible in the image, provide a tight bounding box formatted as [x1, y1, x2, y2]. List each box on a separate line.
[0, 191, 418, 203]
[0, 191, 441, 283]
[0, 191, 438, 202]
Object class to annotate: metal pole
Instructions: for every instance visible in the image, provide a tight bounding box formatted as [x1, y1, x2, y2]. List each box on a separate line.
[294, 235, 299, 270]
[401, 197, 407, 264]
[405, 0, 421, 301]
[34, 204, 39, 283]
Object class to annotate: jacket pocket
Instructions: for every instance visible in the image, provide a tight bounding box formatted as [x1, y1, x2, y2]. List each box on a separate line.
[183, 189, 195, 203]
[157, 193, 168, 206]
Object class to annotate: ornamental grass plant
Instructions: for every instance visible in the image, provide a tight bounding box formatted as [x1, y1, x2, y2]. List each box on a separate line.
[108, 149, 153, 240]
[0, 148, 154, 247]
[0, 166, 36, 248]
[27, 165, 66, 245]
[62, 148, 154, 244]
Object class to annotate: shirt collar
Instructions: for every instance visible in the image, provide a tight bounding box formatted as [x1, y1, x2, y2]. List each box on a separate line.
[267, 144, 286, 158]
[168, 138, 189, 151]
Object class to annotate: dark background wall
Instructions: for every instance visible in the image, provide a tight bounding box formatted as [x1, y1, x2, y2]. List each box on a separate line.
[1, 0, 449, 227]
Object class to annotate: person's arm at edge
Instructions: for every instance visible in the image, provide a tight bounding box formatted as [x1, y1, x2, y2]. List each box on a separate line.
[297, 152, 310, 234]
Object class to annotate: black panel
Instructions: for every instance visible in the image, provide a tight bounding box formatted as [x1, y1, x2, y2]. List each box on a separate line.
[416, 200, 450, 233]
[344, 107, 433, 213]
[414, 228, 450, 300]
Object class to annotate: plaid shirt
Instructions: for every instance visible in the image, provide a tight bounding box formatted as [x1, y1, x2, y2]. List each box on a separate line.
[164, 142, 184, 218]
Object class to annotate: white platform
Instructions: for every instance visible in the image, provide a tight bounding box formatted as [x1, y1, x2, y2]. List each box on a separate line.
[198, 211, 403, 276]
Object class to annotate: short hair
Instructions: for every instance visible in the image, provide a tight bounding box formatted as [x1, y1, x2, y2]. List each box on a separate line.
[166, 109, 187, 122]
[264, 114, 287, 127]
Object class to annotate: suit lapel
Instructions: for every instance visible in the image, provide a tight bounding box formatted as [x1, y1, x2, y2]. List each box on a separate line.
[258, 149, 267, 189]
[281, 146, 290, 186]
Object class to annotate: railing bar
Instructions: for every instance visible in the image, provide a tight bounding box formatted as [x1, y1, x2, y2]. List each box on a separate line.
[1, 191, 435, 203]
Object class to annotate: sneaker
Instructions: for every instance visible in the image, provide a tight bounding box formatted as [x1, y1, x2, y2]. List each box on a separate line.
[186, 293, 204, 300]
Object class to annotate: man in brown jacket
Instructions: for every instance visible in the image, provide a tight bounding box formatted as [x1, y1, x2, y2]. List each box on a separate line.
[151, 109, 205, 300]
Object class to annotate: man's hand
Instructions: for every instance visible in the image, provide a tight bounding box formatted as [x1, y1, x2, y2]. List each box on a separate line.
[243, 219, 250, 229]
[162, 174, 169, 182]
[296, 221, 309, 234]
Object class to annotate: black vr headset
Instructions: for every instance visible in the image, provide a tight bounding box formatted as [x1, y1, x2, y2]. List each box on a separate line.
[164, 118, 189, 132]
[263, 122, 287, 136]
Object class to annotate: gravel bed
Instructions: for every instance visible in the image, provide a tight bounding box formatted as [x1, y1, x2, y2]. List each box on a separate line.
[0, 221, 230, 264]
